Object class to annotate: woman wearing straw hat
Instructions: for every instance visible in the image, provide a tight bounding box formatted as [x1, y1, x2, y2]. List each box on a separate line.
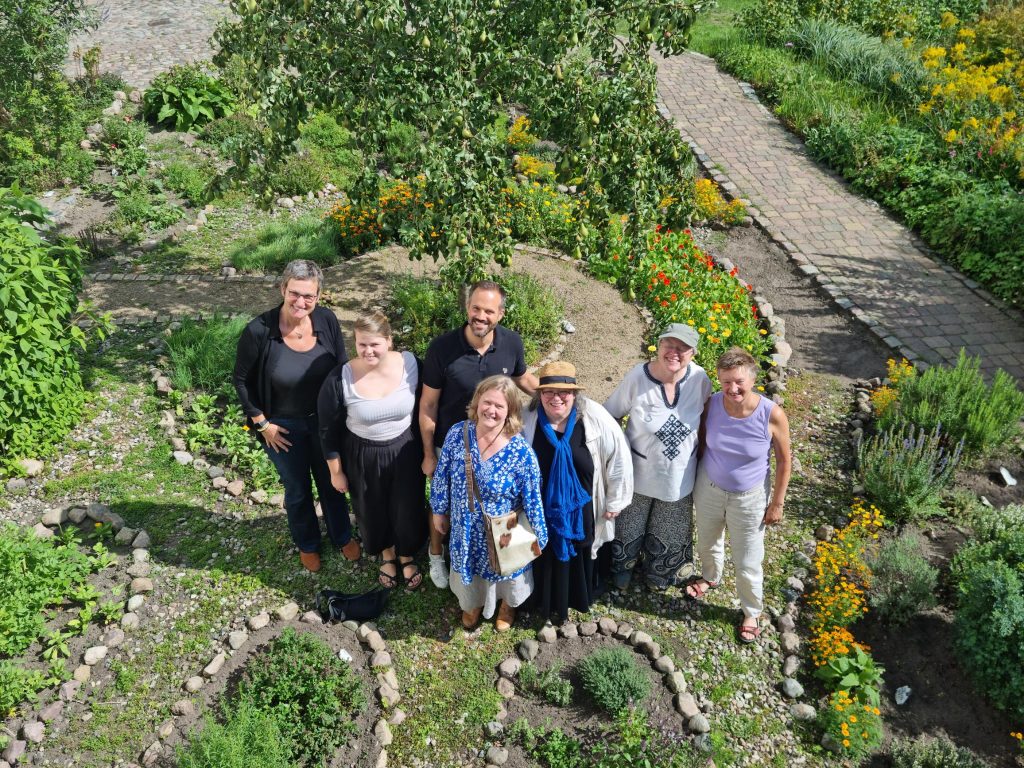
[604, 323, 712, 591]
[521, 361, 634, 624]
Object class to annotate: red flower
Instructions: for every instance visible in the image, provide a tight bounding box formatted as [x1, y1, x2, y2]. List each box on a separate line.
[670, 293, 678, 301]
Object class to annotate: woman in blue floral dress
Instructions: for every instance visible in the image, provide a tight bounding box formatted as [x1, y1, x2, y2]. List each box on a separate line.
[431, 376, 547, 632]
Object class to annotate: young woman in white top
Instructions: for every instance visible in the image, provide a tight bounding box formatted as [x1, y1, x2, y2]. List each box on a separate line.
[318, 311, 427, 591]
[603, 323, 712, 590]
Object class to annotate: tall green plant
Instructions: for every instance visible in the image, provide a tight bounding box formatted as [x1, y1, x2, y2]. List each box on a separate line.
[165, 317, 248, 395]
[176, 703, 293, 768]
[0, 205, 107, 461]
[858, 424, 963, 523]
[878, 350, 1024, 458]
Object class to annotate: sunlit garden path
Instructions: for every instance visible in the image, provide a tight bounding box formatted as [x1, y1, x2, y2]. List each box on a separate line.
[656, 51, 1024, 383]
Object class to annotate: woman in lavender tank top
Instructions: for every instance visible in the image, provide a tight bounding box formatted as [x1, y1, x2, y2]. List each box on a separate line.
[687, 348, 792, 644]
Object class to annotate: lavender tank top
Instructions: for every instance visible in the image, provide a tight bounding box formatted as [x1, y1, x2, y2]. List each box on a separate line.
[703, 392, 774, 493]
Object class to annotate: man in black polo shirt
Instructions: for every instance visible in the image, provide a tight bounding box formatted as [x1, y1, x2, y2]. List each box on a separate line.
[419, 279, 538, 588]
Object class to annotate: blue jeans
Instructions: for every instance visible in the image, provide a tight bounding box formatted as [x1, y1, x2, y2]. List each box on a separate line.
[263, 415, 351, 554]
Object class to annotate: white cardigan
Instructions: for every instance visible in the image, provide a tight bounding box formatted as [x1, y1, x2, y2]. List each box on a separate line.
[522, 397, 634, 559]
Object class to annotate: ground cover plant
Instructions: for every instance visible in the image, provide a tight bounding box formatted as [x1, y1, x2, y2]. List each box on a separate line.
[866, 528, 938, 625]
[577, 646, 652, 714]
[175, 702, 292, 768]
[0, 523, 119, 716]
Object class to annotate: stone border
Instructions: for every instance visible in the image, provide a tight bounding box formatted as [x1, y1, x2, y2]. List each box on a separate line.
[1, 504, 155, 767]
[476, 617, 708, 766]
[656, 57, 1024, 370]
[147, 613, 402, 768]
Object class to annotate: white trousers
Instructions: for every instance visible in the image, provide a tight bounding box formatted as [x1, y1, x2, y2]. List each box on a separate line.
[693, 466, 769, 619]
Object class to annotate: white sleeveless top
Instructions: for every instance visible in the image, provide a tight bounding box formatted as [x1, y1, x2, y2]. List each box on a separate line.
[342, 351, 417, 441]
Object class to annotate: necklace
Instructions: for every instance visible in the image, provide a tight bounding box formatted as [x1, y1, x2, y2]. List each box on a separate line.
[478, 426, 504, 457]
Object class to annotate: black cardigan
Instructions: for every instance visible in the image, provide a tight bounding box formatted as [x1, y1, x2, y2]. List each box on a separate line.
[317, 355, 424, 461]
[232, 304, 347, 422]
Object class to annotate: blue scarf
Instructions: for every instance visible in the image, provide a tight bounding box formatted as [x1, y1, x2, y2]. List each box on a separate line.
[539, 405, 591, 562]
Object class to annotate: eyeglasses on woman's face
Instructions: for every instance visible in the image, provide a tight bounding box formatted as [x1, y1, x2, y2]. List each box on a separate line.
[286, 289, 319, 304]
[539, 389, 574, 400]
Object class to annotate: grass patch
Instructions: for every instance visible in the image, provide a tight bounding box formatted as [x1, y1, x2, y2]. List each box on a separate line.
[165, 316, 248, 395]
[228, 214, 344, 273]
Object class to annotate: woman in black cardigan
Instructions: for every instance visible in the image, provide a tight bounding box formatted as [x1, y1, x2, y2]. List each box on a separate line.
[232, 259, 358, 573]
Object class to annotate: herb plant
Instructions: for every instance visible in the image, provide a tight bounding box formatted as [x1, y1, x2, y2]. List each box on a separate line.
[577, 647, 651, 714]
[143, 64, 235, 133]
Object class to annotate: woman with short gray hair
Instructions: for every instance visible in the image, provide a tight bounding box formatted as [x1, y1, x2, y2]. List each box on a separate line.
[232, 259, 358, 573]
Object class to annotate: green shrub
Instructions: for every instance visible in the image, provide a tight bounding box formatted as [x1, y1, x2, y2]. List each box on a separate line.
[519, 662, 574, 706]
[143, 63, 235, 132]
[267, 152, 328, 197]
[387, 272, 562, 364]
[107, 177, 183, 240]
[788, 18, 925, 103]
[199, 112, 263, 151]
[878, 351, 1024, 459]
[99, 116, 149, 177]
[739, 0, 800, 44]
[166, 316, 248, 395]
[160, 159, 216, 206]
[890, 735, 990, 768]
[237, 628, 366, 765]
[0, 207, 97, 459]
[866, 529, 938, 624]
[858, 423, 963, 524]
[299, 112, 363, 191]
[577, 647, 651, 714]
[952, 510, 1024, 719]
[228, 215, 343, 273]
[176, 702, 292, 768]
[382, 120, 420, 171]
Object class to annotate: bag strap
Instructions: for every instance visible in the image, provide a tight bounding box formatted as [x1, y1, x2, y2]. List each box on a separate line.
[464, 422, 487, 519]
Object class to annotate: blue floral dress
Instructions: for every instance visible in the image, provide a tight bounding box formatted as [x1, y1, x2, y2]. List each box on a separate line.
[431, 420, 548, 585]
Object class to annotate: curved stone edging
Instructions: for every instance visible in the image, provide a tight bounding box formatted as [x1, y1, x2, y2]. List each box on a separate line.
[1, 505, 155, 767]
[147, 613, 400, 768]
[476, 617, 709, 766]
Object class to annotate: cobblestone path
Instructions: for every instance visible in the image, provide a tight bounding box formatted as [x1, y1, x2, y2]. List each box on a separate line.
[657, 51, 1024, 382]
[64, 0, 228, 89]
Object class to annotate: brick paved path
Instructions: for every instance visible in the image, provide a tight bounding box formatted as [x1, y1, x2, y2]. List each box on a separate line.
[657, 51, 1024, 382]
[64, 0, 228, 89]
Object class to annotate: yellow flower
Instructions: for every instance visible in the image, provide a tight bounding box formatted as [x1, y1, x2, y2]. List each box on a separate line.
[647, 345, 657, 352]
[944, 129, 959, 143]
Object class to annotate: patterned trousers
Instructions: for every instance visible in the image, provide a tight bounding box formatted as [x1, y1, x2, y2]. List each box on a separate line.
[610, 492, 695, 589]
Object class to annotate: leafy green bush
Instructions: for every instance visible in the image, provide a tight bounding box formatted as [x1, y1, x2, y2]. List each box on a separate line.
[382, 120, 420, 172]
[143, 63, 235, 132]
[813, 645, 885, 705]
[166, 316, 248, 395]
[299, 112, 363, 191]
[952, 510, 1024, 720]
[107, 176, 183, 241]
[266, 152, 328, 197]
[99, 116, 149, 177]
[388, 272, 562, 364]
[878, 351, 1024, 459]
[160, 159, 216, 206]
[577, 647, 651, 714]
[739, 0, 800, 44]
[858, 424, 963, 523]
[237, 628, 366, 765]
[519, 662, 574, 706]
[788, 18, 925, 103]
[228, 215, 344, 273]
[0, 205, 99, 460]
[199, 112, 263, 151]
[890, 735, 990, 768]
[176, 702, 292, 768]
[866, 529, 938, 624]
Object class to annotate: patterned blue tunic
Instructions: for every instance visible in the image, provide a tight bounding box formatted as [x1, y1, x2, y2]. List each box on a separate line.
[431, 420, 548, 585]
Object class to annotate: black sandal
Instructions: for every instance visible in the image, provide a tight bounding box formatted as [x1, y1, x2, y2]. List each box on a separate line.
[378, 559, 400, 590]
[401, 561, 423, 593]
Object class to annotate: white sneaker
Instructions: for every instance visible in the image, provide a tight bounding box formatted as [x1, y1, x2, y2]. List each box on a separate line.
[429, 549, 448, 589]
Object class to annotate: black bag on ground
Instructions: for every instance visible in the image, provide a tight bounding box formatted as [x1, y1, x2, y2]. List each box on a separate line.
[316, 587, 390, 623]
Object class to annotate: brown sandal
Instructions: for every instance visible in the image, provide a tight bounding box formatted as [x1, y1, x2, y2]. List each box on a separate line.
[738, 620, 761, 644]
[685, 578, 717, 600]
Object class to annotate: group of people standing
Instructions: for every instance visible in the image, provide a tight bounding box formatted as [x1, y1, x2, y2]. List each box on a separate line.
[233, 260, 791, 643]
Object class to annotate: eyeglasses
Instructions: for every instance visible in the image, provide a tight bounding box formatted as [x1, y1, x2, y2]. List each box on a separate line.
[540, 390, 574, 400]
[286, 289, 318, 303]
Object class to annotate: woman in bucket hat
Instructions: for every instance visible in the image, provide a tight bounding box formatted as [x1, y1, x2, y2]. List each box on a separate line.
[604, 323, 712, 590]
[521, 361, 634, 624]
